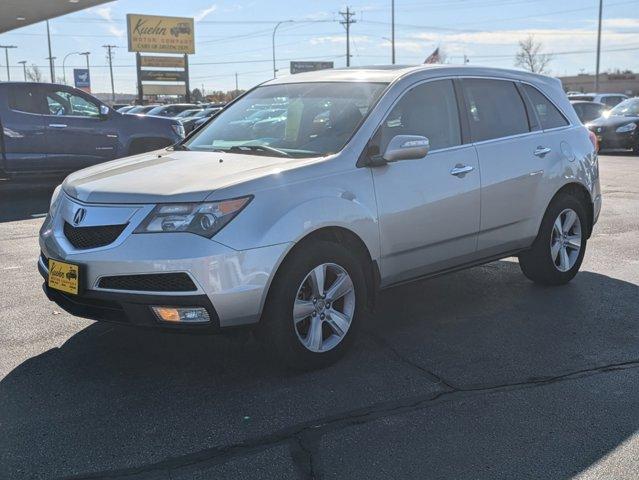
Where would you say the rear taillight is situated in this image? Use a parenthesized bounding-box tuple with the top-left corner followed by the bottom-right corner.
(588, 130, 599, 152)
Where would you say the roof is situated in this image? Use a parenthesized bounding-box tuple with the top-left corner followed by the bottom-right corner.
(264, 64, 558, 86)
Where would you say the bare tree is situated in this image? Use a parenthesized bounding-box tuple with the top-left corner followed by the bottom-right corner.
(515, 35, 553, 74)
(25, 65, 44, 82)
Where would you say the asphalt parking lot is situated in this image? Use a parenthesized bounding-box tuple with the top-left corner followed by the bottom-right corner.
(1, 153, 638, 479)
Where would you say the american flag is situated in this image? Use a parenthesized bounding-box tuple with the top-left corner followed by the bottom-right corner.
(424, 47, 441, 64)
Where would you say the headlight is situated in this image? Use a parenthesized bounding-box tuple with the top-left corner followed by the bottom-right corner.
(134, 197, 252, 238)
(171, 123, 185, 138)
(49, 185, 62, 215)
(616, 122, 637, 133)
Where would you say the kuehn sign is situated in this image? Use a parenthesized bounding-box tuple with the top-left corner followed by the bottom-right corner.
(127, 14, 195, 54)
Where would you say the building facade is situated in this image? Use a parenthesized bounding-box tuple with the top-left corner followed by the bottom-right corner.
(559, 73, 639, 96)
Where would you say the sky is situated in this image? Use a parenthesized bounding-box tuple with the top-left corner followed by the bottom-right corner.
(0, 0, 638, 94)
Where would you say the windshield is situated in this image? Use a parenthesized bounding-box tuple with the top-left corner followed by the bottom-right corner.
(184, 82, 387, 158)
(176, 108, 202, 118)
(609, 98, 639, 117)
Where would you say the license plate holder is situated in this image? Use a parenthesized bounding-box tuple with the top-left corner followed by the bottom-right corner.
(48, 259, 81, 295)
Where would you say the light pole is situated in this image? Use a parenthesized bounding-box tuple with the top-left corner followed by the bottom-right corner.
(272, 20, 294, 78)
(79, 51, 90, 73)
(595, 0, 603, 92)
(391, 0, 395, 64)
(0, 45, 17, 81)
(62, 51, 82, 85)
(18, 60, 27, 81)
(46, 20, 55, 82)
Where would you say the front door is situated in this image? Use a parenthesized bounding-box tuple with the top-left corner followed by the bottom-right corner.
(370, 79, 481, 286)
(41, 86, 118, 171)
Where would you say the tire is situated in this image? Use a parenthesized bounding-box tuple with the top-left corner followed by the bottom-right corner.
(632, 143, 639, 155)
(518, 193, 588, 286)
(259, 240, 367, 370)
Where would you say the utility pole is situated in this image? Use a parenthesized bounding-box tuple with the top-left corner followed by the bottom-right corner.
(103, 45, 116, 103)
(391, 0, 395, 64)
(18, 60, 27, 81)
(0, 45, 17, 81)
(235, 72, 239, 92)
(46, 20, 55, 82)
(595, 0, 603, 92)
(339, 7, 356, 67)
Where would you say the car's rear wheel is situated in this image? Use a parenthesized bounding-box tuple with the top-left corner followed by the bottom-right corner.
(259, 240, 366, 370)
(518, 193, 588, 285)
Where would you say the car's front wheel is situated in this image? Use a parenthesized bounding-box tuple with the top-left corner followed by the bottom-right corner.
(259, 240, 366, 370)
(518, 193, 588, 285)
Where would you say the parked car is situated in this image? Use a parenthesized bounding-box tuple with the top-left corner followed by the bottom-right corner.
(111, 103, 131, 110)
(39, 66, 600, 370)
(117, 105, 135, 113)
(0, 82, 184, 176)
(567, 93, 628, 108)
(181, 107, 223, 134)
(586, 97, 639, 154)
(125, 104, 160, 115)
(147, 104, 200, 118)
(174, 108, 204, 119)
(570, 100, 608, 124)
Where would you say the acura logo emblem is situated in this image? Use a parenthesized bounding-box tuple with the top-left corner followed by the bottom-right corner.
(73, 208, 86, 226)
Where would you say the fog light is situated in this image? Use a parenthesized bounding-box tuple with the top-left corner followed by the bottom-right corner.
(152, 306, 210, 324)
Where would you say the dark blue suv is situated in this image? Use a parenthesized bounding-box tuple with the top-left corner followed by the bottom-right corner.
(0, 83, 184, 177)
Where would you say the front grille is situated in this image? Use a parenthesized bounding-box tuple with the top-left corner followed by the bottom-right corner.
(64, 222, 127, 249)
(97, 273, 197, 292)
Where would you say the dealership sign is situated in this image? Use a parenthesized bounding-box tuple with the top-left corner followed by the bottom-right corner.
(73, 69, 91, 92)
(290, 61, 334, 74)
(140, 70, 187, 82)
(140, 55, 186, 68)
(127, 14, 195, 54)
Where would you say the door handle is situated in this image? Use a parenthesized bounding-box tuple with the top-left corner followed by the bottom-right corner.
(450, 164, 474, 177)
(533, 146, 552, 157)
(49, 124, 67, 128)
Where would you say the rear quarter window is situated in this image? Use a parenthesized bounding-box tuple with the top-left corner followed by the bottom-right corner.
(522, 84, 569, 129)
(7, 85, 42, 114)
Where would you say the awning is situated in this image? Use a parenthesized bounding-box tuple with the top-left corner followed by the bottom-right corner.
(0, 0, 113, 33)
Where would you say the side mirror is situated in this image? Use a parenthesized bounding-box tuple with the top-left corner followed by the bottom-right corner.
(99, 104, 111, 118)
(382, 135, 430, 162)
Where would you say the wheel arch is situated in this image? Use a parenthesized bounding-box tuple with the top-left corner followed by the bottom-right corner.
(547, 182, 595, 238)
(259, 226, 380, 323)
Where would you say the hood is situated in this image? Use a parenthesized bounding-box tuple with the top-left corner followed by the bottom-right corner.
(587, 115, 639, 128)
(63, 150, 302, 204)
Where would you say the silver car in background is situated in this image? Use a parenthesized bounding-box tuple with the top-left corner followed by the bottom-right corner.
(39, 65, 601, 370)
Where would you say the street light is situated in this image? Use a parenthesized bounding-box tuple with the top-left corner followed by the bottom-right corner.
(18, 60, 27, 81)
(272, 20, 294, 78)
(0, 45, 17, 81)
(62, 51, 84, 85)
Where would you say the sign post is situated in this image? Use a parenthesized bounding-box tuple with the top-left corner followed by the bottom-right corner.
(290, 61, 334, 75)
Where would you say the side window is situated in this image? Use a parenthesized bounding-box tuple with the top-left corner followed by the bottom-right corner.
(7, 85, 44, 114)
(378, 79, 461, 153)
(603, 96, 622, 108)
(44, 89, 100, 117)
(522, 84, 569, 129)
(461, 79, 529, 142)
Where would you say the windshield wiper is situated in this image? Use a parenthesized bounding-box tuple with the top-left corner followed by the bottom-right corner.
(226, 145, 291, 158)
(171, 144, 190, 151)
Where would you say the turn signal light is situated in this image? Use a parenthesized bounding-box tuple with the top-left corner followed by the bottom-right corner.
(588, 130, 599, 152)
(152, 306, 210, 324)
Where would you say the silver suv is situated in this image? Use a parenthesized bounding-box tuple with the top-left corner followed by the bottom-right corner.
(39, 65, 601, 370)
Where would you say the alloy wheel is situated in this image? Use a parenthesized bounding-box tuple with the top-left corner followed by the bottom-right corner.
(293, 263, 356, 353)
(550, 208, 582, 272)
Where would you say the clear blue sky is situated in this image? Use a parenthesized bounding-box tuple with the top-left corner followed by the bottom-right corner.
(1, 0, 638, 94)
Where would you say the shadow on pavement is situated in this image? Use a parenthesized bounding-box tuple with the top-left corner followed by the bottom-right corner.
(1, 262, 638, 479)
(0, 178, 62, 223)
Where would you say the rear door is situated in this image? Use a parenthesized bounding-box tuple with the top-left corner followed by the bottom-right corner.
(460, 78, 553, 254)
(41, 85, 118, 171)
(1, 84, 48, 173)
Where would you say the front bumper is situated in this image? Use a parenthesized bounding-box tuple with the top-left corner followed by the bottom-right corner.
(590, 127, 638, 150)
(40, 195, 291, 329)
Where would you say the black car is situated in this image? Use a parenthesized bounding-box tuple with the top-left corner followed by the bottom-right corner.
(0, 82, 184, 177)
(570, 100, 607, 124)
(586, 97, 639, 154)
(146, 104, 200, 118)
(181, 107, 223, 134)
(125, 104, 160, 115)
